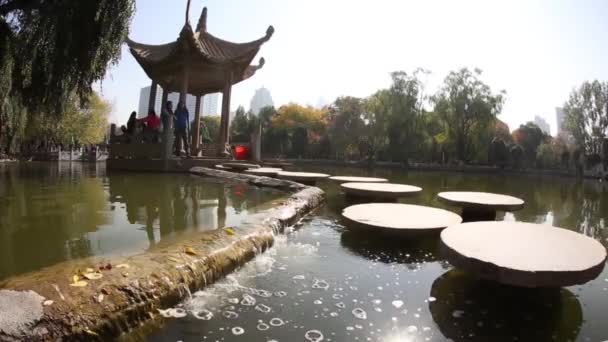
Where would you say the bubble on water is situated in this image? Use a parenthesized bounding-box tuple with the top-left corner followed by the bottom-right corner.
(226, 297, 240, 304)
(332, 294, 343, 300)
(232, 326, 245, 335)
(305, 330, 324, 342)
(330, 312, 339, 317)
(157, 309, 172, 318)
(452, 310, 465, 318)
(193, 309, 213, 320)
(374, 307, 382, 313)
(428, 296, 437, 302)
(314, 299, 323, 305)
(352, 308, 367, 320)
(270, 318, 285, 326)
(312, 279, 329, 290)
(335, 302, 346, 309)
(392, 317, 397, 322)
(355, 324, 363, 329)
(256, 289, 273, 298)
(274, 291, 287, 297)
(392, 300, 404, 309)
(346, 326, 354, 331)
(158, 308, 187, 318)
(241, 294, 256, 306)
(223, 311, 239, 319)
(407, 325, 418, 333)
(293, 275, 306, 280)
(372, 299, 382, 305)
(257, 322, 270, 331)
(422, 327, 431, 332)
(414, 313, 420, 318)
(349, 286, 358, 291)
(255, 304, 272, 313)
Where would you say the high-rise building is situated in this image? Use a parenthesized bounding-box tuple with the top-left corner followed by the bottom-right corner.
(556, 107, 566, 135)
(534, 115, 550, 135)
(138, 86, 220, 121)
(250, 87, 274, 115)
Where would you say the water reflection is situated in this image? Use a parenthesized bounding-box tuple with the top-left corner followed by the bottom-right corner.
(429, 270, 582, 342)
(0, 163, 282, 280)
(340, 231, 443, 266)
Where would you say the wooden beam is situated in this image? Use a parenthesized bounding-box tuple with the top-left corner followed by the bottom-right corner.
(191, 95, 202, 155)
(219, 74, 232, 155)
(147, 81, 158, 114)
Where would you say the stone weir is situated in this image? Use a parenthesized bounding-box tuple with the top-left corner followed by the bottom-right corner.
(0, 167, 325, 341)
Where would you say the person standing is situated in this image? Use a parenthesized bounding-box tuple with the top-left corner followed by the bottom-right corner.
(174, 100, 190, 157)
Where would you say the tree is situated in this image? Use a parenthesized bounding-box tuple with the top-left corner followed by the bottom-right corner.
(432, 68, 505, 162)
(200, 115, 220, 143)
(270, 103, 327, 158)
(0, 0, 135, 155)
(230, 106, 253, 143)
(511, 122, 548, 166)
(327, 96, 366, 158)
(385, 69, 428, 163)
(563, 80, 608, 154)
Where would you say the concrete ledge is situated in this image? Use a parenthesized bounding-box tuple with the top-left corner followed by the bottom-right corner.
(0, 168, 324, 341)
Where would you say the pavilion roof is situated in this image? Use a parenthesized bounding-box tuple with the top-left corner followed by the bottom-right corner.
(126, 7, 273, 96)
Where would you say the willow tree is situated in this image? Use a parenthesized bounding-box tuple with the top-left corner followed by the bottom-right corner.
(0, 0, 135, 153)
(432, 68, 505, 162)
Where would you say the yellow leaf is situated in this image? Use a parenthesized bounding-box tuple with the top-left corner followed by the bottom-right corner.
(115, 264, 130, 269)
(121, 272, 129, 278)
(72, 275, 79, 283)
(70, 280, 88, 287)
(84, 328, 98, 336)
(85, 268, 95, 273)
(184, 247, 198, 256)
(82, 272, 103, 280)
(225, 228, 235, 235)
(97, 294, 104, 303)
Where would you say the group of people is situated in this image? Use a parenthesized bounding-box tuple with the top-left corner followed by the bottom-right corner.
(122, 100, 191, 156)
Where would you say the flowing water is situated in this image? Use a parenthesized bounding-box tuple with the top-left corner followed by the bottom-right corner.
(2, 163, 608, 341)
(138, 166, 608, 342)
(0, 162, 283, 280)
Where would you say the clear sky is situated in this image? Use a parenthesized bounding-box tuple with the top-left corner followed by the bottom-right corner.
(99, 0, 608, 135)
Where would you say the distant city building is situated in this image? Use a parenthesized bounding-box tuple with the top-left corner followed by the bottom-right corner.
(138, 85, 220, 121)
(556, 107, 566, 135)
(315, 96, 330, 109)
(534, 115, 551, 135)
(250, 87, 274, 114)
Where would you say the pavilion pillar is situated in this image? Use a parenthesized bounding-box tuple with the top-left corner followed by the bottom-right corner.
(191, 95, 202, 156)
(160, 87, 173, 169)
(147, 81, 158, 114)
(177, 64, 190, 156)
(219, 73, 233, 156)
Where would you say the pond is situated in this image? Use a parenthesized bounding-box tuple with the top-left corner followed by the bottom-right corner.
(0, 162, 284, 281)
(133, 166, 608, 342)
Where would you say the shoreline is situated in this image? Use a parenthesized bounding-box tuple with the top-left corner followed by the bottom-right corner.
(0, 168, 324, 341)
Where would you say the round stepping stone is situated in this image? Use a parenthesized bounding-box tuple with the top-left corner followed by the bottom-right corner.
(329, 176, 388, 184)
(341, 182, 422, 200)
(276, 171, 330, 185)
(437, 191, 524, 222)
(215, 164, 230, 170)
(441, 221, 607, 287)
(221, 162, 261, 171)
(243, 168, 282, 177)
(342, 203, 462, 236)
(429, 270, 582, 342)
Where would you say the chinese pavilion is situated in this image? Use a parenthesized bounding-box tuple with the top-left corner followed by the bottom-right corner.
(126, 0, 273, 157)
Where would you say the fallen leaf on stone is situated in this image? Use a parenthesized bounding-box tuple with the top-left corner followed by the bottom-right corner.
(85, 268, 95, 273)
(70, 280, 88, 287)
(43, 300, 54, 306)
(84, 328, 98, 336)
(225, 228, 235, 235)
(82, 272, 103, 280)
(184, 247, 198, 256)
(116, 264, 130, 269)
(121, 272, 129, 277)
(72, 275, 79, 283)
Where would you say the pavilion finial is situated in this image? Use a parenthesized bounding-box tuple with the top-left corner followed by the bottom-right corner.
(197, 7, 208, 32)
(266, 26, 275, 39)
(185, 0, 192, 24)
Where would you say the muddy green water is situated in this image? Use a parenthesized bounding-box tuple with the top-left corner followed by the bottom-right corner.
(0, 162, 283, 280)
(139, 166, 608, 342)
